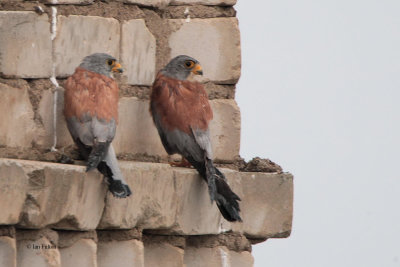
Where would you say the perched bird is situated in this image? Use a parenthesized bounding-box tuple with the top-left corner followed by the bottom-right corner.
(150, 55, 242, 222)
(64, 53, 131, 198)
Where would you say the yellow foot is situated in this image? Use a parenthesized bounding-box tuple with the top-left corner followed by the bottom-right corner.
(169, 158, 192, 168)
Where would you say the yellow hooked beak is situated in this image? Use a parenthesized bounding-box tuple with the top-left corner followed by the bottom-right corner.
(112, 62, 123, 73)
(191, 63, 203, 75)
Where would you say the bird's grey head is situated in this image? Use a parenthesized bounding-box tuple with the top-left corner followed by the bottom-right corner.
(161, 55, 203, 80)
(79, 53, 123, 78)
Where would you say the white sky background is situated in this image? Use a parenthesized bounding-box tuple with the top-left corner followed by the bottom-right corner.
(235, 1, 400, 266)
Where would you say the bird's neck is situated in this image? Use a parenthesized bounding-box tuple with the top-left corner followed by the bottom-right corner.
(160, 69, 189, 81)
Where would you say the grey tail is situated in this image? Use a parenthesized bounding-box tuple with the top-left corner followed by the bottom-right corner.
(186, 156, 242, 222)
(97, 162, 132, 198)
(76, 140, 131, 198)
(86, 141, 110, 172)
(97, 145, 132, 198)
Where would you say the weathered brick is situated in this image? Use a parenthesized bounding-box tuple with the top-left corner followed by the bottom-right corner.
(121, 19, 156, 86)
(98, 240, 144, 267)
(99, 162, 176, 229)
(184, 246, 229, 267)
(113, 97, 168, 158)
(184, 246, 252, 267)
(0, 83, 37, 148)
(0, 160, 28, 225)
(232, 172, 294, 239)
(59, 239, 97, 267)
(209, 99, 241, 161)
(0, 236, 16, 267)
(144, 243, 184, 267)
(37, 88, 73, 148)
(0, 11, 52, 78)
(171, 0, 236, 5)
(122, 0, 170, 7)
(54, 15, 120, 77)
(168, 18, 241, 84)
(17, 237, 61, 267)
(0, 158, 293, 239)
(12, 159, 107, 230)
(230, 250, 254, 267)
(171, 167, 225, 235)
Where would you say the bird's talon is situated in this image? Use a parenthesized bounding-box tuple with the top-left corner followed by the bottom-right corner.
(169, 158, 192, 168)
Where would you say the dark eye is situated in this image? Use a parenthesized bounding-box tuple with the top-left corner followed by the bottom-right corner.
(185, 61, 195, 68)
(107, 59, 114, 66)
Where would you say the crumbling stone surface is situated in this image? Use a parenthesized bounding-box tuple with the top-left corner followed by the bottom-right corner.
(186, 233, 251, 252)
(171, 0, 237, 6)
(123, 0, 170, 7)
(57, 230, 97, 248)
(0, 158, 293, 240)
(99, 162, 176, 230)
(6, 159, 107, 230)
(0, 160, 28, 224)
(0, 226, 16, 238)
(97, 229, 142, 242)
(43, 0, 94, 4)
(238, 157, 283, 173)
(142, 234, 186, 249)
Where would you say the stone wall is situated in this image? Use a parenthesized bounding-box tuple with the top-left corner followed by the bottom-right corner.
(0, 1, 293, 266)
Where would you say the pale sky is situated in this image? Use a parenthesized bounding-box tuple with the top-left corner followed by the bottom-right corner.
(235, 1, 400, 266)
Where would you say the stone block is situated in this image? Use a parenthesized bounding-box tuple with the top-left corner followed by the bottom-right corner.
(171, 0, 236, 5)
(0, 158, 293, 239)
(170, 167, 226, 235)
(17, 237, 61, 267)
(99, 162, 176, 229)
(37, 88, 73, 148)
(98, 240, 144, 267)
(0, 11, 52, 78)
(60, 239, 97, 267)
(113, 97, 168, 158)
(122, 1, 170, 10)
(209, 99, 241, 161)
(114, 97, 240, 162)
(54, 15, 120, 77)
(0, 236, 16, 267)
(0, 160, 28, 224)
(168, 18, 241, 84)
(184, 246, 252, 267)
(184, 246, 229, 267)
(144, 243, 184, 267)
(121, 19, 156, 86)
(11, 159, 107, 230)
(232, 172, 294, 239)
(229, 250, 254, 267)
(0, 83, 37, 148)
